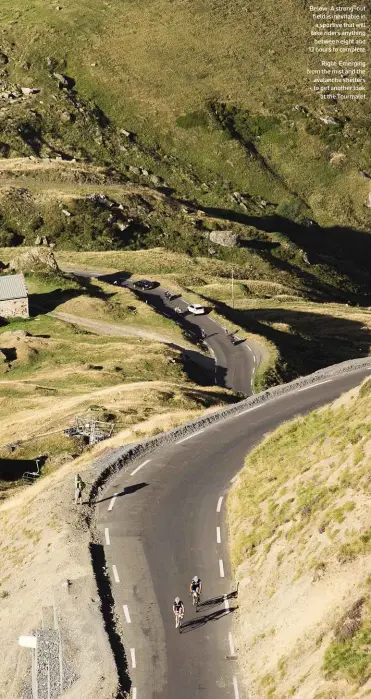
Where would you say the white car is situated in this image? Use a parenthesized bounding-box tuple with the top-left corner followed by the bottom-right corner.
(187, 304, 206, 315)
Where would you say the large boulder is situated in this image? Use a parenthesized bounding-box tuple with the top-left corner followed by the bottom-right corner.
(208, 230, 239, 248)
(8, 247, 60, 274)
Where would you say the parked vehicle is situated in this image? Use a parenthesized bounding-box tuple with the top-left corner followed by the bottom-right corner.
(164, 290, 178, 301)
(187, 304, 206, 315)
(133, 279, 156, 290)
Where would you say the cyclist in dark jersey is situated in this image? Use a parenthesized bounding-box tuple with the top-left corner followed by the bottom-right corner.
(173, 597, 185, 616)
(190, 575, 202, 596)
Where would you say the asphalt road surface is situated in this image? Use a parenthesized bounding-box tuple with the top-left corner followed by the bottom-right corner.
(64, 268, 261, 395)
(97, 364, 371, 699)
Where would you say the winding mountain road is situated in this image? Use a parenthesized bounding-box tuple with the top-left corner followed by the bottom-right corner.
(63, 267, 262, 395)
(96, 364, 371, 699)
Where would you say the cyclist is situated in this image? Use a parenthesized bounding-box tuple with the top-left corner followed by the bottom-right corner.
(190, 575, 202, 597)
(173, 597, 184, 623)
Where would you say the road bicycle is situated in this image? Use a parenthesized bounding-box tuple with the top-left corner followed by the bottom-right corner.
(174, 610, 184, 630)
(191, 589, 200, 609)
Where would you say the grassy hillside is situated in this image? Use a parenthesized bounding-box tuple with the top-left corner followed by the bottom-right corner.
(0, 0, 369, 278)
(228, 378, 371, 698)
(43, 248, 371, 390)
(0, 267, 235, 501)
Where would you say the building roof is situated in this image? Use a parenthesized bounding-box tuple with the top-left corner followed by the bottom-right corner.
(0, 274, 28, 301)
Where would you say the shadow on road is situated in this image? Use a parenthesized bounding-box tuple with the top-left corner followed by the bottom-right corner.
(198, 589, 238, 611)
(93, 482, 148, 504)
(180, 606, 237, 633)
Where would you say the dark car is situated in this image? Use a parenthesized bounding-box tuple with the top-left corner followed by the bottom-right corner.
(164, 290, 179, 301)
(133, 279, 156, 290)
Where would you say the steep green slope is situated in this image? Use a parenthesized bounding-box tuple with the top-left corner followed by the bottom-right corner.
(228, 378, 371, 698)
(0, 0, 370, 228)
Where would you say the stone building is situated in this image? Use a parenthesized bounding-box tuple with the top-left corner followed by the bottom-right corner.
(0, 274, 29, 318)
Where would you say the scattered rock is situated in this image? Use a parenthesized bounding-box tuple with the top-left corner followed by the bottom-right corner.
(62, 209, 71, 217)
(149, 174, 160, 186)
(293, 105, 308, 114)
(60, 111, 75, 123)
(301, 250, 311, 265)
(9, 248, 60, 274)
(20, 87, 41, 95)
(53, 72, 74, 90)
(319, 115, 340, 125)
(302, 218, 319, 228)
(22, 62, 30, 71)
(208, 230, 239, 248)
(359, 170, 371, 180)
(365, 192, 371, 209)
(46, 57, 56, 71)
(128, 165, 140, 175)
(34, 235, 42, 246)
(116, 221, 131, 232)
(330, 152, 346, 166)
(0, 52, 8, 65)
(0, 91, 15, 100)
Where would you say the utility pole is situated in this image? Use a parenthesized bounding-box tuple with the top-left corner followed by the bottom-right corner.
(231, 266, 234, 310)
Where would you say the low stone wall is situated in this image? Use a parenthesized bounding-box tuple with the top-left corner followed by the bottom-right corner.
(88, 356, 371, 503)
(0, 297, 29, 318)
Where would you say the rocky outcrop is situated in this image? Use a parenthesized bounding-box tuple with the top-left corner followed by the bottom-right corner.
(9, 247, 60, 274)
(208, 230, 239, 247)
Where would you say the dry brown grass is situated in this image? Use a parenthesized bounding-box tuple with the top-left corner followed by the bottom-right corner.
(228, 379, 371, 697)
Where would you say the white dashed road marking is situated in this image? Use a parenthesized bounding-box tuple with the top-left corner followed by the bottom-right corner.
(216, 526, 221, 544)
(130, 459, 151, 476)
(112, 565, 120, 583)
(123, 605, 131, 624)
(132, 689, 137, 699)
(216, 496, 224, 513)
(246, 344, 252, 352)
(104, 528, 110, 545)
(219, 559, 225, 578)
(229, 632, 235, 656)
(230, 475, 238, 483)
(233, 677, 240, 699)
(176, 430, 205, 445)
(130, 648, 136, 669)
(108, 493, 118, 511)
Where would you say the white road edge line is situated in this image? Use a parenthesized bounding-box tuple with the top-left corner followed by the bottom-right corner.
(176, 430, 205, 445)
(216, 496, 224, 512)
(230, 475, 238, 483)
(297, 379, 332, 393)
(130, 459, 151, 476)
(130, 648, 136, 669)
(123, 605, 131, 624)
(246, 345, 252, 353)
(229, 632, 235, 656)
(233, 676, 240, 699)
(104, 528, 110, 546)
(132, 689, 137, 699)
(108, 493, 118, 511)
(224, 594, 230, 611)
(216, 526, 221, 544)
(219, 559, 225, 578)
(112, 565, 120, 583)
